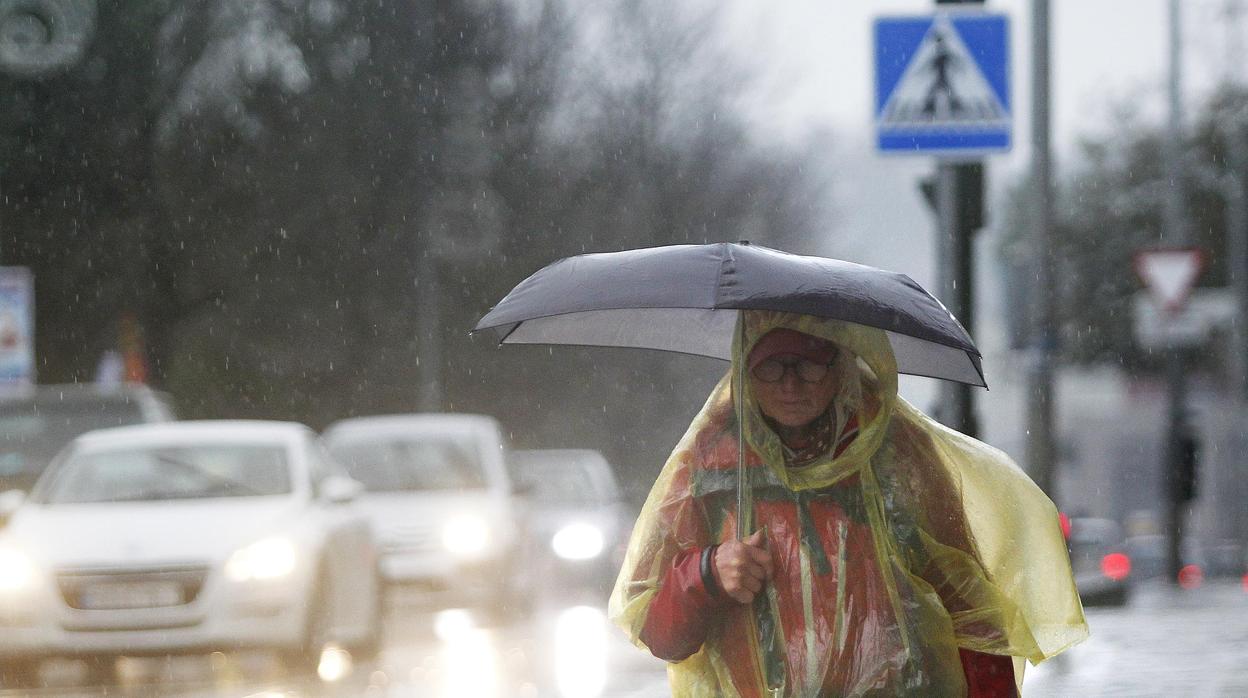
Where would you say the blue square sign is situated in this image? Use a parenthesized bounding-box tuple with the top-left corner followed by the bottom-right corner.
(874, 13, 1011, 156)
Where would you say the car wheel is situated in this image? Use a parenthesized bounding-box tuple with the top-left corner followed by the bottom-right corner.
(1104, 585, 1130, 607)
(0, 658, 41, 689)
(280, 574, 331, 675)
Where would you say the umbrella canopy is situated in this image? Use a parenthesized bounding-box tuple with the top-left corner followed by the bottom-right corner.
(475, 242, 985, 387)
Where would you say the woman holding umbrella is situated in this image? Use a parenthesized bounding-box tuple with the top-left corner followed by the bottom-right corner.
(608, 311, 1086, 697)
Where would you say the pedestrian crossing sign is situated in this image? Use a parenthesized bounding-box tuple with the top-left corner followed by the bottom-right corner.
(874, 13, 1011, 156)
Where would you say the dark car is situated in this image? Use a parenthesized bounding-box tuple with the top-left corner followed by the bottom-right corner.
(0, 384, 175, 494)
(1069, 517, 1132, 606)
(1124, 534, 1210, 588)
(512, 449, 631, 603)
(1202, 538, 1245, 579)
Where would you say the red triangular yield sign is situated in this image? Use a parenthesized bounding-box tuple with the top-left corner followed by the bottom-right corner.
(1134, 248, 1205, 313)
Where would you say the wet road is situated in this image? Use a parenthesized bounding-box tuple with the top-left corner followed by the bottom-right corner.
(3, 590, 670, 698)
(1024, 579, 1248, 697)
(9, 579, 1246, 696)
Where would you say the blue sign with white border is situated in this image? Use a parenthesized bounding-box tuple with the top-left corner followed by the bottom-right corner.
(0, 267, 34, 390)
(874, 12, 1011, 156)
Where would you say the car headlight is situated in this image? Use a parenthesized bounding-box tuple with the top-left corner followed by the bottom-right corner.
(442, 516, 490, 558)
(0, 545, 36, 593)
(225, 537, 298, 582)
(552, 523, 604, 561)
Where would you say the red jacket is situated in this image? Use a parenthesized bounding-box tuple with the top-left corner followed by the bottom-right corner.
(637, 414, 1019, 697)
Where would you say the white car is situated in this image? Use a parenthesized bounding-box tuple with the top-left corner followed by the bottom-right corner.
(323, 414, 532, 615)
(511, 449, 631, 601)
(0, 383, 176, 494)
(0, 421, 380, 686)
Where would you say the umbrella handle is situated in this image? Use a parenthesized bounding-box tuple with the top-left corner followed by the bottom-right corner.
(735, 312, 786, 695)
(736, 312, 748, 540)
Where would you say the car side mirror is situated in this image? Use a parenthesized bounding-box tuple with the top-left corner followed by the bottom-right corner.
(0, 489, 26, 528)
(320, 476, 363, 505)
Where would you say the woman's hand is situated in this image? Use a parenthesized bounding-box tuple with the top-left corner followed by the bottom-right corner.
(713, 529, 774, 604)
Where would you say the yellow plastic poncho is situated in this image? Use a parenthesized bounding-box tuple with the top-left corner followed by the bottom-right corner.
(609, 311, 1088, 697)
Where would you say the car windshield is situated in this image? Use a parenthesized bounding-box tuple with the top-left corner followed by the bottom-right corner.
(35, 443, 291, 504)
(513, 452, 610, 504)
(329, 436, 485, 492)
(0, 399, 146, 481)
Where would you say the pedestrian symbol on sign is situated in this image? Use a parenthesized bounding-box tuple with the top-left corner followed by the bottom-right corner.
(922, 33, 963, 118)
(879, 17, 1007, 126)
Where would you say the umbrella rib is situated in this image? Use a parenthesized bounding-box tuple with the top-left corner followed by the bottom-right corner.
(713, 242, 732, 310)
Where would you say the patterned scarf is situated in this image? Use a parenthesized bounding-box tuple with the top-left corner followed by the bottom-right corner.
(774, 403, 860, 468)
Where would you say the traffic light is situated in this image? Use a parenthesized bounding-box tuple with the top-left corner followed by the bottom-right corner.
(1176, 431, 1199, 503)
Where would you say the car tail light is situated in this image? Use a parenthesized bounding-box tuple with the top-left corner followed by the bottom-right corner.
(1058, 512, 1071, 540)
(1241, 572, 1248, 593)
(1100, 552, 1130, 581)
(1178, 564, 1203, 590)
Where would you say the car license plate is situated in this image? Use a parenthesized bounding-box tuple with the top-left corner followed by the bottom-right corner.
(80, 581, 182, 609)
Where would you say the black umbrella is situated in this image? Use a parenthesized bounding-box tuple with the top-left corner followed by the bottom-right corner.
(476, 241, 986, 534)
(476, 243, 984, 694)
(475, 241, 984, 387)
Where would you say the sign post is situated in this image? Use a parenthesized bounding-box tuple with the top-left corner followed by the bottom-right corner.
(875, 4, 1010, 438)
(1135, 246, 1204, 585)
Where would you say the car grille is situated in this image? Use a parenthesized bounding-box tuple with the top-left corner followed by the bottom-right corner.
(383, 523, 439, 553)
(56, 564, 210, 610)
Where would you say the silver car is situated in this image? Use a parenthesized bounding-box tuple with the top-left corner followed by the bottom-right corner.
(0, 421, 380, 687)
(323, 414, 533, 616)
(511, 449, 631, 603)
(0, 383, 175, 494)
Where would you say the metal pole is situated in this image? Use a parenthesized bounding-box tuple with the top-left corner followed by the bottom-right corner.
(736, 312, 748, 540)
(417, 252, 442, 411)
(1225, 127, 1248, 400)
(937, 162, 960, 431)
(933, 0, 985, 439)
(1165, 348, 1190, 584)
(1221, 0, 1248, 401)
(1026, 0, 1057, 497)
(936, 162, 981, 438)
(1163, 0, 1190, 585)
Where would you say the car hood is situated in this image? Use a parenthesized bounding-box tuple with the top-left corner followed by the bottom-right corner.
(359, 489, 511, 527)
(526, 504, 621, 538)
(5, 497, 304, 569)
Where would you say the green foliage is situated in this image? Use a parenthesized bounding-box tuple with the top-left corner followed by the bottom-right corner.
(1, 0, 834, 502)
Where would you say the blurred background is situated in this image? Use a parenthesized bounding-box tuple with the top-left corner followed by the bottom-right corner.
(1, 0, 1247, 696)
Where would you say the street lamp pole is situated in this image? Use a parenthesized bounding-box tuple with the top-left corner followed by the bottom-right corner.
(1219, 0, 1248, 401)
(417, 250, 442, 412)
(1027, 0, 1057, 499)
(1162, 0, 1192, 586)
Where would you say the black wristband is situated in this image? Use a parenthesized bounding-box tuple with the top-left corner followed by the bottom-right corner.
(700, 544, 722, 598)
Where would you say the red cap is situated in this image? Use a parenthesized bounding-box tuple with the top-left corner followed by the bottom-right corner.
(747, 329, 838, 370)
